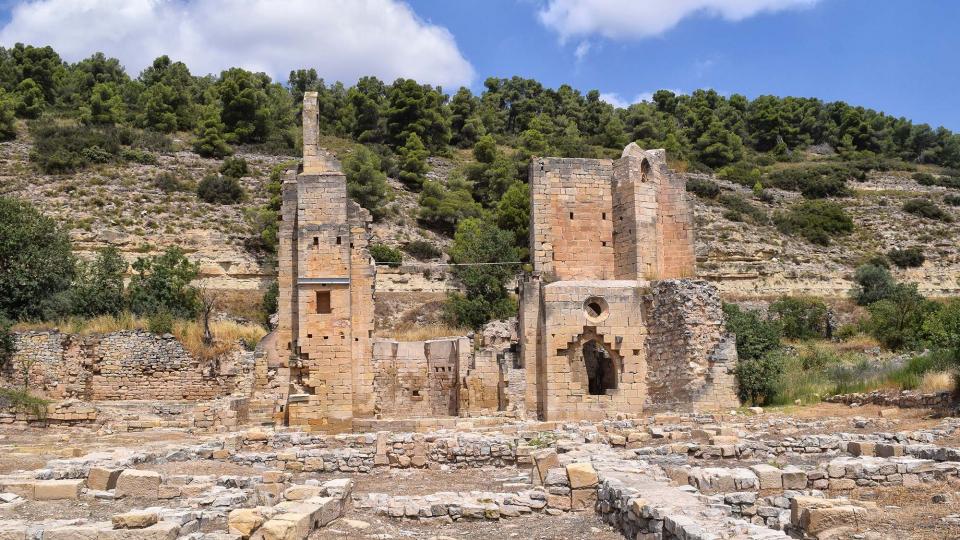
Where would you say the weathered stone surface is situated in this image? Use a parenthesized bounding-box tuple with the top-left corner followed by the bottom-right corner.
(570, 488, 597, 511)
(115, 470, 161, 499)
(566, 463, 599, 489)
(99, 522, 179, 540)
(111, 511, 159, 529)
(88, 468, 122, 491)
(33, 479, 84, 500)
(41, 524, 108, 540)
(228, 508, 267, 538)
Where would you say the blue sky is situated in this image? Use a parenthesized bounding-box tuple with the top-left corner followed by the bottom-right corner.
(411, 0, 960, 130)
(0, 0, 957, 130)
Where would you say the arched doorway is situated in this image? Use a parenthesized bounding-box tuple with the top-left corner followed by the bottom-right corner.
(582, 340, 617, 395)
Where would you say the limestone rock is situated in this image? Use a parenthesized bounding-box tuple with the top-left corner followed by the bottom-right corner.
(115, 470, 161, 499)
(112, 511, 159, 529)
(566, 462, 599, 489)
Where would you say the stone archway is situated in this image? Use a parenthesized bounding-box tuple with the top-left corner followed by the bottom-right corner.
(583, 339, 618, 395)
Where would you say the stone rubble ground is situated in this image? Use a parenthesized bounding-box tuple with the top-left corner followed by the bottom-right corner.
(0, 404, 959, 539)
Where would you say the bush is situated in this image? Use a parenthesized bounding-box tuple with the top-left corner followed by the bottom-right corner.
(944, 194, 960, 206)
(735, 351, 785, 406)
(887, 247, 925, 268)
(903, 198, 953, 222)
(344, 146, 391, 219)
(219, 157, 249, 178)
(120, 148, 157, 165)
(0, 197, 76, 320)
(923, 300, 960, 364)
(685, 177, 720, 199)
(197, 174, 244, 204)
(774, 200, 853, 246)
(723, 303, 782, 361)
(369, 244, 402, 267)
(769, 296, 829, 340)
(261, 280, 278, 326)
(0, 314, 13, 369)
(718, 193, 766, 223)
(867, 284, 934, 350)
(850, 264, 897, 306)
(152, 172, 190, 193)
(717, 162, 761, 187)
(402, 240, 442, 261)
(147, 310, 174, 334)
(0, 387, 49, 418)
(29, 122, 171, 173)
(913, 172, 936, 186)
(127, 247, 200, 318)
(765, 164, 854, 198)
(69, 247, 126, 317)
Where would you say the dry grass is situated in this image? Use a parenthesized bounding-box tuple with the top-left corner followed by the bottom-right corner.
(13, 313, 266, 361)
(174, 319, 267, 361)
(830, 333, 881, 353)
(375, 323, 470, 341)
(917, 371, 955, 393)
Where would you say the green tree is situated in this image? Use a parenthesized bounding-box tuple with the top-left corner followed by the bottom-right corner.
(127, 247, 200, 318)
(14, 78, 43, 118)
(10, 44, 64, 104)
(723, 303, 783, 361)
(769, 296, 828, 340)
(444, 218, 519, 329)
(867, 284, 934, 350)
(219, 156, 249, 178)
(70, 247, 126, 317)
(80, 82, 124, 125)
(217, 68, 270, 143)
(344, 146, 391, 219)
(850, 264, 897, 306)
(495, 181, 530, 256)
(347, 76, 386, 144)
(924, 300, 960, 362)
(0, 313, 13, 369)
(385, 78, 450, 151)
(0, 197, 76, 320)
(397, 132, 428, 189)
(0, 89, 16, 141)
(695, 120, 744, 168)
(139, 83, 179, 132)
(734, 351, 785, 406)
(418, 176, 483, 233)
(193, 107, 233, 158)
(450, 87, 480, 147)
(138, 55, 196, 130)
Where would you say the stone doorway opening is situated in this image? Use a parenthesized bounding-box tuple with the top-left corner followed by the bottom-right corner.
(583, 340, 617, 395)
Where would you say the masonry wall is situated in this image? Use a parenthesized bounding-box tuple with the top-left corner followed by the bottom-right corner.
(643, 280, 739, 411)
(8, 331, 245, 401)
(371, 338, 465, 417)
(529, 158, 615, 280)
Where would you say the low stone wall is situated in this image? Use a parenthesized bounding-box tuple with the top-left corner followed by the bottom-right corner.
(8, 331, 248, 401)
(824, 389, 954, 409)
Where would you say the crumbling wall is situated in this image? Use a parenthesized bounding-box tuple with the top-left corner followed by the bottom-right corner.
(8, 331, 247, 401)
(643, 279, 738, 411)
(371, 338, 465, 417)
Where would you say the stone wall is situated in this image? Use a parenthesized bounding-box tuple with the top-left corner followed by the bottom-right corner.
(824, 390, 954, 410)
(7, 331, 246, 401)
(643, 280, 739, 412)
(371, 338, 467, 417)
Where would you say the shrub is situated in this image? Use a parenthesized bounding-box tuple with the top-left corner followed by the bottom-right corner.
(887, 247, 925, 268)
(903, 198, 953, 222)
(723, 303, 782, 361)
(153, 172, 190, 193)
(120, 148, 157, 165)
(402, 240, 442, 261)
(913, 172, 936, 186)
(0, 314, 13, 369)
(735, 351, 785, 406)
(127, 247, 200, 318)
(867, 284, 934, 350)
(774, 200, 853, 246)
(769, 296, 829, 340)
(147, 310, 174, 334)
(765, 164, 854, 198)
(418, 176, 483, 233)
(70, 247, 126, 317)
(923, 300, 960, 364)
(219, 157, 249, 178)
(718, 193, 766, 223)
(850, 264, 897, 306)
(30, 122, 120, 173)
(261, 281, 278, 326)
(369, 244, 402, 267)
(685, 177, 720, 199)
(0, 387, 49, 418)
(944, 194, 960, 206)
(344, 146, 391, 219)
(717, 162, 761, 187)
(197, 174, 244, 204)
(0, 197, 76, 320)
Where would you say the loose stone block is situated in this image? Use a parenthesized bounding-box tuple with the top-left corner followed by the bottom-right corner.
(99, 522, 180, 540)
(88, 468, 122, 491)
(749, 464, 783, 490)
(112, 511, 159, 529)
(115, 470, 161, 499)
(33, 479, 84, 500)
(566, 463, 599, 489)
(228, 508, 268, 539)
(570, 488, 597, 511)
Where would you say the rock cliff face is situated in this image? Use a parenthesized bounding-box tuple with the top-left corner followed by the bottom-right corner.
(3, 136, 958, 305)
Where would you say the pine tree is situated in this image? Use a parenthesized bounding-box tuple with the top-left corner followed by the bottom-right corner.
(81, 82, 124, 125)
(14, 78, 44, 119)
(0, 89, 16, 141)
(397, 132, 428, 190)
(344, 146, 391, 219)
(193, 107, 233, 158)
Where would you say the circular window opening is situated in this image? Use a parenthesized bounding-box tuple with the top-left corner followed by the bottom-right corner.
(584, 296, 609, 323)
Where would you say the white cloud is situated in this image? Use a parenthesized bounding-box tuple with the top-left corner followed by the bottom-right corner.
(574, 40, 592, 62)
(538, 0, 820, 42)
(601, 89, 686, 108)
(0, 0, 475, 87)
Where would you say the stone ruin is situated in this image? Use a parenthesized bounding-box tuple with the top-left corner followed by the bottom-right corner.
(261, 91, 738, 429)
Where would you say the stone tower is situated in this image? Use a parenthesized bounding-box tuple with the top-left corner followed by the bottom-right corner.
(274, 92, 376, 430)
(519, 144, 738, 421)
